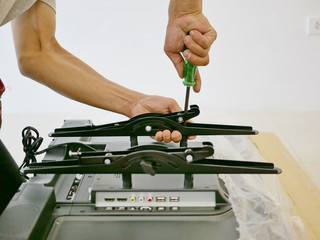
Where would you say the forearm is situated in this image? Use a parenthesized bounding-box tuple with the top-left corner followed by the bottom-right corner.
(17, 46, 143, 117)
(168, 0, 202, 18)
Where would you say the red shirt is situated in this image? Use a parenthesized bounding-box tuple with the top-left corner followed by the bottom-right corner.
(0, 78, 5, 128)
(0, 79, 4, 98)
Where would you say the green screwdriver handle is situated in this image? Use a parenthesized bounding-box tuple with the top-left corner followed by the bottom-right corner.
(183, 59, 197, 87)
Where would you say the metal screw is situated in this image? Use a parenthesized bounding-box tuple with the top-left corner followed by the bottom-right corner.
(178, 117, 184, 123)
(68, 150, 75, 157)
(69, 150, 79, 157)
(145, 125, 152, 132)
(186, 154, 193, 162)
(104, 159, 111, 164)
(69, 148, 81, 157)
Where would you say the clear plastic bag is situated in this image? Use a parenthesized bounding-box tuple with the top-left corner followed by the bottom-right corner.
(198, 135, 306, 240)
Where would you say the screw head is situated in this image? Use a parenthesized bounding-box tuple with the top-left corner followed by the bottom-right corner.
(145, 125, 152, 132)
(186, 154, 193, 162)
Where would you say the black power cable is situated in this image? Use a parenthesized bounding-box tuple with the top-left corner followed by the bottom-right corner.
(19, 126, 43, 178)
(19, 126, 99, 178)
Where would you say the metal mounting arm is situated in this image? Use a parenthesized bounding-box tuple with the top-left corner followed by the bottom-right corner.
(49, 105, 258, 139)
(23, 144, 281, 175)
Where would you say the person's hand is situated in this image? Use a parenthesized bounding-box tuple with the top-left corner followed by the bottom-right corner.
(129, 95, 185, 143)
(164, 12, 217, 92)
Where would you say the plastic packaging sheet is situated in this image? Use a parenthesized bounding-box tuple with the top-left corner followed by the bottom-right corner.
(197, 135, 306, 240)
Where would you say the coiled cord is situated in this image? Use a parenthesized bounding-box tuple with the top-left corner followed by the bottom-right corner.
(19, 126, 43, 178)
(19, 126, 99, 178)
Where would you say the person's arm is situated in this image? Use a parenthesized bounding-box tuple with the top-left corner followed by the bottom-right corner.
(164, 0, 217, 92)
(11, 2, 141, 117)
(11, 1, 182, 142)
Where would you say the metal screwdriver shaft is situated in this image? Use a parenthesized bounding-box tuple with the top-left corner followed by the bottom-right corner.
(184, 87, 191, 114)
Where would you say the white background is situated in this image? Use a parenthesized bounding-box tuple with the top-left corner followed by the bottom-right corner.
(0, 0, 319, 116)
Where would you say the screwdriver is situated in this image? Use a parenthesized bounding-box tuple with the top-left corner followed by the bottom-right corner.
(183, 59, 197, 114)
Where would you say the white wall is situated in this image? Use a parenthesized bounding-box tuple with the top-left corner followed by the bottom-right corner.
(0, 0, 319, 116)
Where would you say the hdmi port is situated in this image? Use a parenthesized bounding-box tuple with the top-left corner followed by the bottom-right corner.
(117, 198, 128, 202)
(104, 198, 115, 202)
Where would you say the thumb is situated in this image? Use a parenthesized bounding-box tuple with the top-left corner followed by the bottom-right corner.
(168, 98, 183, 113)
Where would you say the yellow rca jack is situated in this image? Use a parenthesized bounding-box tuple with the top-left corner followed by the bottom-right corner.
(129, 196, 136, 203)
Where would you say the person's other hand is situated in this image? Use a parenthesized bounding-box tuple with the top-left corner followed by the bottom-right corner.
(129, 95, 194, 143)
(164, 12, 217, 93)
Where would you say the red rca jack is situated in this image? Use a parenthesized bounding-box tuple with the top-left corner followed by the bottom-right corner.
(147, 196, 153, 202)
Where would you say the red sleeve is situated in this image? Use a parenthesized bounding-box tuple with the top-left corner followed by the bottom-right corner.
(0, 79, 5, 98)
